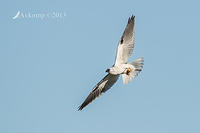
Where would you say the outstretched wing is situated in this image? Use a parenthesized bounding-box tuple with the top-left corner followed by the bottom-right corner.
(114, 15, 135, 65)
(78, 74, 119, 110)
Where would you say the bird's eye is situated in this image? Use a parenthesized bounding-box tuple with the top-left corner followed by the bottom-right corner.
(106, 69, 110, 72)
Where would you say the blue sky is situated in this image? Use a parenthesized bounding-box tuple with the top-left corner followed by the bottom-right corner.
(1, 0, 200, 133)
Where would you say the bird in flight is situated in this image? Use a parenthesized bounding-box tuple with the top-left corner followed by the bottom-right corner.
(78, 15, 143, 110)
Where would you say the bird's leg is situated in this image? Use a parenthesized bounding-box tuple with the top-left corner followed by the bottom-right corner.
(126, 68, 132, 76)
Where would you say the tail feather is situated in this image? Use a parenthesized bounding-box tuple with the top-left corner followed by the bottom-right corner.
(122, 57, 144, 84)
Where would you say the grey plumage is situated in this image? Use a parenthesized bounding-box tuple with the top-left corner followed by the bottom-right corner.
(78, 74, 119, 110)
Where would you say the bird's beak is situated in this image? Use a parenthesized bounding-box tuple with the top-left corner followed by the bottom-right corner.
(106, 69, 109, 73)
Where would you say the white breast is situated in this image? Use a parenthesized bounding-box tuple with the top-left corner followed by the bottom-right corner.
(109, 64, 133, 75)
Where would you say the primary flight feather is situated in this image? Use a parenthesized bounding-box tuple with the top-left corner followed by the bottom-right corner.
(78, 15, 143, 110)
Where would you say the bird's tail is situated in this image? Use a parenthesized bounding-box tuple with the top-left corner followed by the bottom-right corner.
(122, 57, 144, 84)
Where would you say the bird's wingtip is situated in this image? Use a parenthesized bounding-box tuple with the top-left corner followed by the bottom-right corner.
(128, 15, 135, 23)
(78, 106, 83, 111)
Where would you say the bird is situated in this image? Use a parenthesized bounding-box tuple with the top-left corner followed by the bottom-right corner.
(78, 15, 144, 110)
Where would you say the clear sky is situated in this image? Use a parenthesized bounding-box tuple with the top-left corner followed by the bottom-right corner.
(1, 0, 200, 133)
